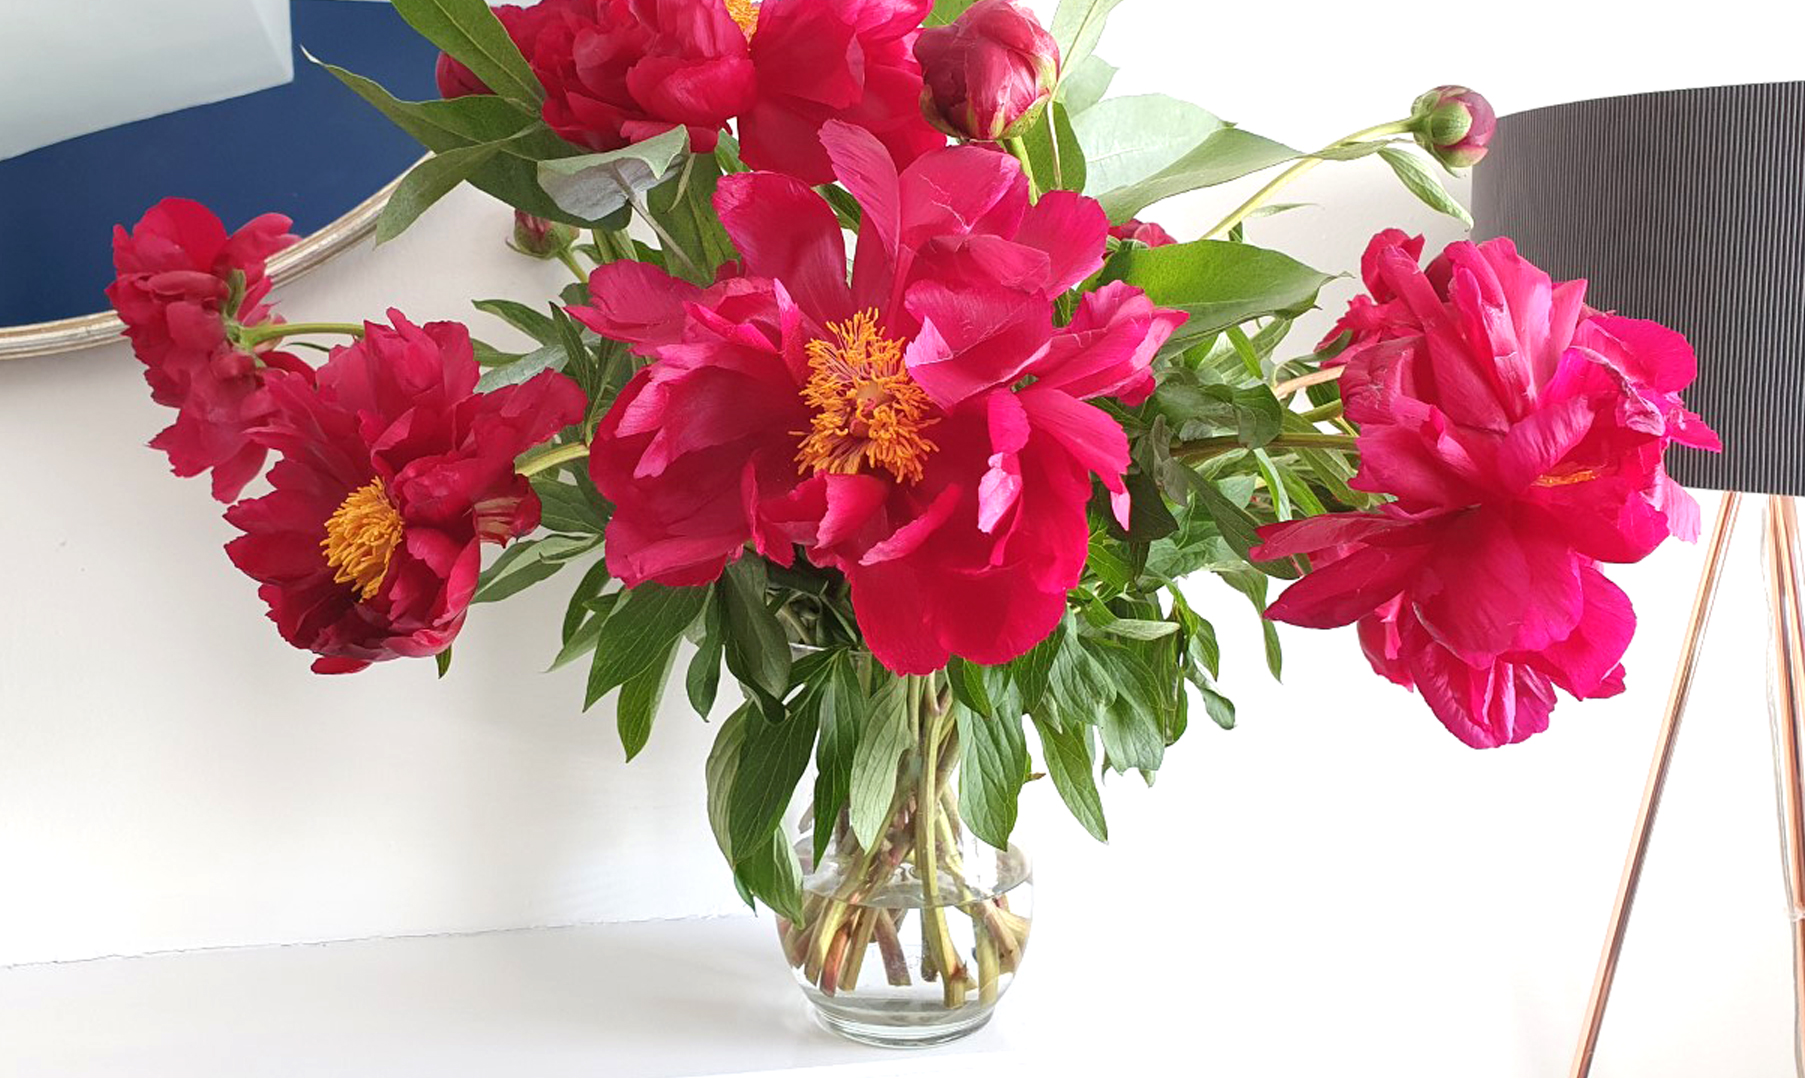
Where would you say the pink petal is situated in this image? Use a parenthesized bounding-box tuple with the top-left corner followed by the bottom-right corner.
(1016, 386, 1130, 493)
(714, 172, 851, 325)
(1011, 190, 1109, 298)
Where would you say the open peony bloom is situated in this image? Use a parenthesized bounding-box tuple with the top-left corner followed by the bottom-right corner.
(571, 121, 1184, 673)
(737, 0, 947, 183)
(225, 312, 585, 674)
(1254, 233, 1718, 747)
(108, 197, 309, 503)
(526, 0, 757, 153)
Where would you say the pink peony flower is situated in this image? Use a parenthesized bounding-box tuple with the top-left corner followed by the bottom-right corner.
(571, 121, 1184, 672)
(108, 197, 308, 502)
(914, 0, 1059, 143)
(226, 312, 585, 674)
(1109, 218, 1178, 248)
(434, 1, 575, 98)
(526, 0, 757, 153)
(1254, 233, 1717, 746)
(738, 0, 947, 183)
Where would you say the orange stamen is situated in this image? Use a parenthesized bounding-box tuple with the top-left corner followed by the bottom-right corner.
(321, 477, 404, 601)
(795, 310, 938, 484)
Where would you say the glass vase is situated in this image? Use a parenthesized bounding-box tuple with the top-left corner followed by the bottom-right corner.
(772, 672, 1033, 1048)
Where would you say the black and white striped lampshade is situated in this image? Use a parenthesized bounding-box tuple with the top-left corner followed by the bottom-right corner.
(1472, 81, 1806, 497)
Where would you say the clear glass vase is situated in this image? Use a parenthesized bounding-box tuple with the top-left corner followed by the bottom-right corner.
(772, 673, 1034, 1048)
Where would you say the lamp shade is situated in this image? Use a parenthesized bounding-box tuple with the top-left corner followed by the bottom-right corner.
(1472, 80, 1806, 496)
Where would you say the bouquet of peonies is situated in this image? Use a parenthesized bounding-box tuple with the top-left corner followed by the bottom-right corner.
(107, 0, 1717, 1038)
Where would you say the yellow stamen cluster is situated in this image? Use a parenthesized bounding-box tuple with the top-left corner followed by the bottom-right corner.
(1532, 465, 1605, 488)
(321, 477, 405, 601)
(724, 0, 759, 37)
(795, 310, 938, 485)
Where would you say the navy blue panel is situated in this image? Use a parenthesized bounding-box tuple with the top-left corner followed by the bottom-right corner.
(0, 0, 440, 326)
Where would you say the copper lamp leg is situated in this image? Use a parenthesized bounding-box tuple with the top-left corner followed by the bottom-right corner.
(1571, 491, 1743, 1078)
(1767, 496, 1806, 1077)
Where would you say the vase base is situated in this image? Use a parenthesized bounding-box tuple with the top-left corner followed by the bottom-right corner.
(807, 998, 996, 1048)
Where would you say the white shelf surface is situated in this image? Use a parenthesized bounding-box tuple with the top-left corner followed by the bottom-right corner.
(0, 916, 1062, 1078)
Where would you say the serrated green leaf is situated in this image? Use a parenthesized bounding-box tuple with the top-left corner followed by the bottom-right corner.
(584, 582, 709, 710)
(617, 638, 678, 761)
(847, 676, 911, 849)
(1378, 146, 1474, 227)
(1033, 715, 1107, 841)
(536, 127, 689, 221)
(391, 0, 542, 106)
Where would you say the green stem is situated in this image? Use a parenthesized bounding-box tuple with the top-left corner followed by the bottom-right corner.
(238, 321, 365, 347)
(914, 675, 967, 1007)
(556, 248, 588, 285)
(1174, 432, 1356, 462)
(1003, 137, 1040, 203)
(516, 441, 590, 477)
(1203, 118, 1417, 239)
(1297, 400, 1344, 424)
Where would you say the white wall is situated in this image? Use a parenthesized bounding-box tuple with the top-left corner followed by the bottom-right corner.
(1, 2, 1802, 1073)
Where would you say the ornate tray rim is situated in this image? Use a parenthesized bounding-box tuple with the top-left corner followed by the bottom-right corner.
(0, 166, 410, 362)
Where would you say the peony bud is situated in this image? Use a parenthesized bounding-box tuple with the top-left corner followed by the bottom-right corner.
(913, 0, 1060, 143)
(511, 211, 578, 259)
(1410, 85, 1496, 170)
(1109, 219, 1178, 248)
(435, 53, 490, 99)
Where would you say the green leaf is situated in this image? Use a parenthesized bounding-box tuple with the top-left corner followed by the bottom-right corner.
(811, 653, 863, 865)
(719, 559, 791, 703)
(474, 341, 564, 393)
(1045, 623, 1109, 729)
(1180, 469, 1300, 579)
(1007, 621, 1064, 715)
(727, 690, 821, 857)
(1022, 101, 1086, 194)
(644, 150, 739, 284)
(1220, 566, 1284, 680)
(686, 594, 726, 717)
(531, 474, 609, 536)
(1071, 94, 1219, 198)
(537, 127, 689, 222)
(473, 298, 558, 342)
(1058, 54, 1116, 115)
(472, 533, 600, 604)
(1377, 146, 1474, 227)
(561, 557, 612, 643)
(584, 582, 710, 710)
(946, 657, 996, 719)
(706, 704, 752, 861)
(435, 648, 453, 679)
(1093, 114, 1301, 224)
(309, 55, 538, 150)
(616, 639, 678, 762)
(1050, 0, 1125, 90)
(956, 707, 1031, 850)
(1199, 682, 1237, 730)
(924, 0, 980, 26)
(1032, 715, 1107, 841)
(847, 676, 911, 849)
(1099, 688, 1165, 774)
(1103, 240, 1333, 348)
(733, 827, 805, 924)
(390, 0, 542, 106)
(375, 141, 504, 244)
